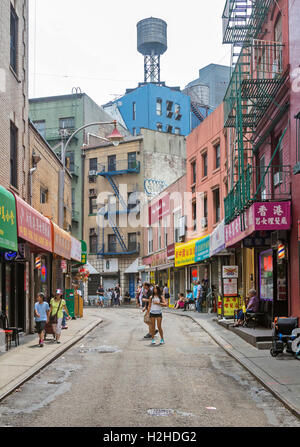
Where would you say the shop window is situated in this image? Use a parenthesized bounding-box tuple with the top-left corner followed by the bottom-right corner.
(10, 4, 18, 73)
(10, 122, 18, 188)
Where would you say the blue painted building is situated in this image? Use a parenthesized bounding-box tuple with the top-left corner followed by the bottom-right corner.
(103, 82, 191, 137)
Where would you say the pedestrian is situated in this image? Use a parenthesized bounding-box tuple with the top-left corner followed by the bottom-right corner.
(96, 283, 105, 308)
(146, 286, 167, 345)
(49, 289, 71, 344)
(163, 283, 170, 307)
(141, 282, 157, 339)
(113, 287, 120, 307)
(62, 309, 69, 329)
(34, 292, 50, 347)
(184, 289, 194, 311)
(136, 285, 141, 307)
(196, 280, 203, 312)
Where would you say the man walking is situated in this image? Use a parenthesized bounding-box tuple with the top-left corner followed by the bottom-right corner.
(196, 280, 203, 313)
(34, 292, 50, 347)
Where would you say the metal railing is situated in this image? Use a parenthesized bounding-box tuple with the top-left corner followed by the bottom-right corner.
(224, 164, 291, 223)
(98, 159, 140, 174)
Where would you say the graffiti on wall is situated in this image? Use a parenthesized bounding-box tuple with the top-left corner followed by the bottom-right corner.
(144, 179, 167, 197)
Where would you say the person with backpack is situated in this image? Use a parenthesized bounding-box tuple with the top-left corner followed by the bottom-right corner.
(146, 286, 168, 345)
(34, 292, 50, 347)
(49, 289, 71, 344)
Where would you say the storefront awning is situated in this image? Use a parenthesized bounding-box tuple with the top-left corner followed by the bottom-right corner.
(14, 194, 52, 252)
(0, 186, 17, 251)
(156, 262, 174, 271)
(51, 222, 71, 259)
(125, 258, 139, 274)
(84, 262, 99, 274)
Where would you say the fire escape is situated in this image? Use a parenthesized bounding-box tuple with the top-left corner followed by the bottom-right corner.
(96, 158, 141, 256)
(222, 0, 290, 224)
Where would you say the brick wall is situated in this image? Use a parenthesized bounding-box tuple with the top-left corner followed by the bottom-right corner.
(0, 0, 29, 199)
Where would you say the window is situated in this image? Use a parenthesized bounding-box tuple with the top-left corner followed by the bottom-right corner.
(175, 104, 180, 114)
(66, 151, 75, 171)
(108, 234, 117, 252)
(166, 125, 173, 133)
(128, 233, 137, 251)
(132, 102, 136, 120)
(89, 234, 98, 254)
(128, 152, 137, 169)
(192, 201, 197, 231)
(166, 100, 173, 111)
(71, 188, 75, 210)
(33, 120, 46, 138)
(164, 220, 168, 248)
(108, 155, 116, 171)
(89, 158, 98, 171)
(156, 122, 162, 132)
(127, 192, 138, 210)
(40, 187, 48, 204)
(174, 211, 181, 243)
(202, 194, 208, 228)
(175, 127, 180, 135)
(10, 5, 18, 73)
(156, 98, 162, 116)
(10, 122, 18, 188)
(89, 197, 97, 214)
(213, 188, 220, 223)
(202, 152, 208, 177)
(191, 161, 196, 184)
(215, 143, 221, 169)
(59, 117, 75, 130)
(148, 227, 153, 253)
(158, 220, 162, 250)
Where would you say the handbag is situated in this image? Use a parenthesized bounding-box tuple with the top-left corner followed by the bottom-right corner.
(50, 299, 62, 324)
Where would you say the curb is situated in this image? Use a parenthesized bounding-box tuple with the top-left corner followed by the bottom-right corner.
(168, 310, 300, 419)
(0, 317, 103, 403)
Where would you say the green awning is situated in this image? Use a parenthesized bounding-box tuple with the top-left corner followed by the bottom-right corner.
(0, 186, 18, 251)
(80, 240, 87, 265)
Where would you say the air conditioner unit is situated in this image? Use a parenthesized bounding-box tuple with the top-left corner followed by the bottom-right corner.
(89, 170, 97, 176)
(274, 171, 283, 186)
(201, 217, 208, 229)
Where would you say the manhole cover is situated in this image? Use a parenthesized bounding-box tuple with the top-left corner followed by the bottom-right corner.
(79, 345, 120, 354)
(147, 409, 174, 417)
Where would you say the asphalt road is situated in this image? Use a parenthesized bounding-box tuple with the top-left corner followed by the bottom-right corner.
(0, 307, 299, 427)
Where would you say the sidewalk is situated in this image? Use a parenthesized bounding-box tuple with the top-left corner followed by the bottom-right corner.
(167, 309, 300, 418)
(0, 308, 103, 402)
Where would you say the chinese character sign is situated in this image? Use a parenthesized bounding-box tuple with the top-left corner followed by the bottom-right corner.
(0, 187, 17, 251)
(253, 202, 291, 230)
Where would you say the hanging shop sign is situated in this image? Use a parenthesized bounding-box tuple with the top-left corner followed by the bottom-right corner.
(71, 236, 82, 263)
(14, 194, 52, 252)
(148, 194, 170, 225)
(51, 222, 71, 259)
(195, 235, 210, 262)
(175, 239, 196, 267)
(0, 186, 17, 252)
(167, 243, 175, 258)
(225, 201, 291, 247)
(81, 240, 87, 265)
(210, 220, 225, 257)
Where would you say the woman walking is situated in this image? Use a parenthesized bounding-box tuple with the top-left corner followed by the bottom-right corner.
(147, 286, 167, 346)
(34, 292, 50, 347)
(50, 289, 71, 344)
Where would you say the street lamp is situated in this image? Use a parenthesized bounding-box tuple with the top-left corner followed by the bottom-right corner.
(58, 120, 124, 229)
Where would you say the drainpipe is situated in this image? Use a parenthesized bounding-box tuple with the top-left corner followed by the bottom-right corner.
(29, 167, 37, 206)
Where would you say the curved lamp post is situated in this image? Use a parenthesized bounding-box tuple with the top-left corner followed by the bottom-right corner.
(58, 120, 124, 229)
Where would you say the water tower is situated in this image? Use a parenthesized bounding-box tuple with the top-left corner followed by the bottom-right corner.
(137, 17, 167, 83)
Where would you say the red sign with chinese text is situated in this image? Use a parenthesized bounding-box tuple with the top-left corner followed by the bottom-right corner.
(149, 194, 170, 225)
(14, 195, 52, 252)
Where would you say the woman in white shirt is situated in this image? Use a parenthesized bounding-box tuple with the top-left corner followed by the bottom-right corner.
(146, 286, 167, 345)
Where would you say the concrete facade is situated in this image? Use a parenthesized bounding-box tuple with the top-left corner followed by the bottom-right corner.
(103, 83, 191, 137)
(0, 0, 29, 199)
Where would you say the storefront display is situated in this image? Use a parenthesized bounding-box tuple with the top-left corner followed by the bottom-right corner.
(259, 249, 273, 301)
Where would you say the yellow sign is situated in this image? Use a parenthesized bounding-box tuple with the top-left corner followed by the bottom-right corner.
(223, 296, 239, 317)
(175, 239, 197, 267)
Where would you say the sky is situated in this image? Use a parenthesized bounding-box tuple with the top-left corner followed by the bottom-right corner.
(29, 0, 231, 107)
